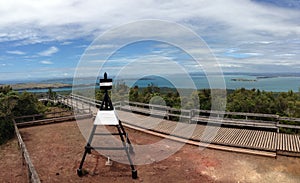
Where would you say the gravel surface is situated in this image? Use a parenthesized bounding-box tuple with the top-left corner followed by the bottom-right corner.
(0, 138, 27, 183)
(14, 119, 300, 183)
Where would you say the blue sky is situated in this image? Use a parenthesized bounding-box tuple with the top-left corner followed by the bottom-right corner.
(0, 0, 299, 81)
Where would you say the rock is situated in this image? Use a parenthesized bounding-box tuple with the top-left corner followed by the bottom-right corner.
(150, 158, 156, 163)
(175, 157, 181, 161)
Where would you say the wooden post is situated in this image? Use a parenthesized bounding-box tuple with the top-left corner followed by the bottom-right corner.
(13, 120, 41, 183)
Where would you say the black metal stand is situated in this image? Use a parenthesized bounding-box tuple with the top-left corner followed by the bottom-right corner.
(77, 73, 137, 179)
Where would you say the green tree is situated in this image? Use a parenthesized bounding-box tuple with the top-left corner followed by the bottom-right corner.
(0, 117, 14, 145)
(129, 86, 139, 102)
(198, 89, 211, 110)
(47, 87, 57, 99)
(0, 85, 13, 95)
(0, 91, 19, 117)
(13, 92, 46, 117)
(112, 82, 129, 102)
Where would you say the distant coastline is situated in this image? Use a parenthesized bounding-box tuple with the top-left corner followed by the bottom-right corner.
(256, 76, 278, 79)
(0, 82, 93, 91)
(231, 78, 257, 82)
(1, 72, 299, 92)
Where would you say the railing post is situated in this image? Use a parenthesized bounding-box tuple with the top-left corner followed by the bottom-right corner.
(166, 106, 170, 120)
(276, 116, 280, 133)
(189, 109, 194, 124)
(76, 98, 78, 110)
(120, 101, 124, 111)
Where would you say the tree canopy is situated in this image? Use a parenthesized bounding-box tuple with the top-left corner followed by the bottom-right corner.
(98, 83, 300, 118)
(0, 86, 46, 145)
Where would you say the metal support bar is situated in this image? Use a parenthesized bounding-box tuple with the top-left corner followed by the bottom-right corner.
(94, 132, 126, 136)
(119, 122, 134, 154)
(93, 147, 127, 150)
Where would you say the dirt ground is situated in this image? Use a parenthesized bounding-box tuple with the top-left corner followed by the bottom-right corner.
(5, 119, 300, 183)
(0, 138, 27, 183)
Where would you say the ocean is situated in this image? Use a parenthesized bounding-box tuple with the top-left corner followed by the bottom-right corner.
(126, 74, 300, 92)
(3, 73, 299, 93)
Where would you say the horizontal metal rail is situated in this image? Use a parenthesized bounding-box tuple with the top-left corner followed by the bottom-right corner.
(62, 94, 300, 131)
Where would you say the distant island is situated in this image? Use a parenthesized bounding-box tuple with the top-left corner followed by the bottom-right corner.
(0, 82, 94, 91)
(6, 83, 72, 90)
(256, 76, 278, 79)
(231, 78, 257, 82)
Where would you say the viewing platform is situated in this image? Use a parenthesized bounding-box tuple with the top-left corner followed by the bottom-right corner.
(51, 94, 300, 157)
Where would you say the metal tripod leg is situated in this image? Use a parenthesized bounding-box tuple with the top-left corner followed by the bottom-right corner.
(119, 121, 134, 154)
(77, 125, 97, 176)
(116, 125, 137, 179)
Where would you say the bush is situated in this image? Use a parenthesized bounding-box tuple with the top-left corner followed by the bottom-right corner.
(0, 87, 47, 145)
(13, 92, 47, 117)
(0, 118, 14, 145)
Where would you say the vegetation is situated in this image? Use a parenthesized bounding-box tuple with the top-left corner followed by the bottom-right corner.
(97, 83, 300, 118)
(46, 87, 57, 100)
(101, 83, 300, 134)
(1, 81, 298, 144)
(9, 82, 71, 90)
(227, 88, 300, 118)
(0, 85, 47, 145)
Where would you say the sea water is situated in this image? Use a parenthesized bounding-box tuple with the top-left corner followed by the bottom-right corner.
(123, 74, 300, 92)
(3, 74, 300, 93)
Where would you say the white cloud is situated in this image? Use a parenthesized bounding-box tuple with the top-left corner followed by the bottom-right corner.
(88, 44, 117, 50)
(39, 60, 53, 64)
(218, 63, 242, 68)
(88, 59, 107, 63)
(275, 53, 296, 57)
(0, 0, 299, 75)
(0, 0, 299, 44)
(38, 46, 59, 56)
(61, 41, 72, 45)
(6, 50, 26, 55)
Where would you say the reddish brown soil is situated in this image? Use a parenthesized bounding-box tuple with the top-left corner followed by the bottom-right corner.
(0, 138, 27, 183)
(8, 119, 300, 182)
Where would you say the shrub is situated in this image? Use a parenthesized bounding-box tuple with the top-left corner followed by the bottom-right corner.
(0, 118, 14, 145)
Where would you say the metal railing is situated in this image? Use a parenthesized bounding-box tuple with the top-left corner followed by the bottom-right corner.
(54, 93, 300, 132)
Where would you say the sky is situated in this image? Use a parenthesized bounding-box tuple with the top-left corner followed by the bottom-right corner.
(0, 0, 299, 81)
